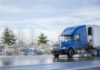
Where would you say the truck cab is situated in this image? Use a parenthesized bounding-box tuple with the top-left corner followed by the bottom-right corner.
(52, 25, 88, 58)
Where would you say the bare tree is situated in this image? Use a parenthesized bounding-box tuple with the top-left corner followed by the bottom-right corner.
(29, 27, 35, 47)
(16, 29, 25, 45)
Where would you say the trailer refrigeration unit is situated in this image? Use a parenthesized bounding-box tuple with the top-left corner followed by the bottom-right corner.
(51, 25, 100, 58)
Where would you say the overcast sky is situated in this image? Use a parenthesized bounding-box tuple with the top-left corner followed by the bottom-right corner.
(0, 0, 100, 42)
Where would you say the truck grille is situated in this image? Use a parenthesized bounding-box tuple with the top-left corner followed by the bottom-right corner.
(53, 44, 60, 48)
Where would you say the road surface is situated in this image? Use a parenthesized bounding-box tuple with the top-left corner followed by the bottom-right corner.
(0, 55, 100, 70)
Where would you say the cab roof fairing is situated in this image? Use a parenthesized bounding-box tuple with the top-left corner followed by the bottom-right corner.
(60, 25, 86, 36)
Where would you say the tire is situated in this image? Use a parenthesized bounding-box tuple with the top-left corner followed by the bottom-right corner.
(54, 54, 59, 59)
(67, 48, 74, 58)
(97, 49, 100, 56)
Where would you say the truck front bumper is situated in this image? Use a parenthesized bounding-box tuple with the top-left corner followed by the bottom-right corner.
(51, 48, 68, 55)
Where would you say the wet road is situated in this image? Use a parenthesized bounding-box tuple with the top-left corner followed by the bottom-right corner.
(0, 55, 100, 70)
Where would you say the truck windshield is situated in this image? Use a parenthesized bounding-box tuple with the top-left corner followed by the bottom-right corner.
(60, 35, 73, 41)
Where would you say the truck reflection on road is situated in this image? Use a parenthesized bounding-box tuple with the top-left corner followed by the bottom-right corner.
(53, 55, 100, 62)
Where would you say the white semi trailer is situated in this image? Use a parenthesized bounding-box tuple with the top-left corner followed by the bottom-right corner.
(52, 25, 100, 58)
(87, 25, 100, 48)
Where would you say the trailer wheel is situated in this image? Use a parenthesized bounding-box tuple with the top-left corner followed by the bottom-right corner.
(67, 48, 74, 58)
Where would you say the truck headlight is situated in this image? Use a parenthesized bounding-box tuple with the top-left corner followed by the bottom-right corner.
(62, 47, 66, 49)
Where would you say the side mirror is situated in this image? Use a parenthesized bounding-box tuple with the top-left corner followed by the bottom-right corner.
(74, 35, 79, 40)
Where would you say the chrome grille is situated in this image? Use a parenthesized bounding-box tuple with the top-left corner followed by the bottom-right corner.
(53, 44, 60, 48)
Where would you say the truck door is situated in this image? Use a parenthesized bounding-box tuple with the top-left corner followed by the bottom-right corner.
(79, 28, 87, 48)
(74, 27, 87, 48)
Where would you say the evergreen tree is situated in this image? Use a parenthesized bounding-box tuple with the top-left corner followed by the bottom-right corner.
(38, 33, 48, 44)
(1, 28, 16, 45)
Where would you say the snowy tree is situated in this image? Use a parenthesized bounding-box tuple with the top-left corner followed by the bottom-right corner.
(1, 28, 16, 45)
(38, 33, 48, 45)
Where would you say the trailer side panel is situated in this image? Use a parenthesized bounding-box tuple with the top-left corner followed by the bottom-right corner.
(93, 25, 100, 48)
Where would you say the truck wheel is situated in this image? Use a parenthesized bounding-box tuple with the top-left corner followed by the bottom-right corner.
(67, 48, 74, 58)
(97, 50, 100, 56)
(54, 54, 59, 59)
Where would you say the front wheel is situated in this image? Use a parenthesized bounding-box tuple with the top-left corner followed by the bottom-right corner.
(67, 48, 74, 58)
(53, 54, 59, 61)
(54, 54, 59, 58)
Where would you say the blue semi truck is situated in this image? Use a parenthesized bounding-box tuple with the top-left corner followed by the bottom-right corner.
(52, 25, 100, 58)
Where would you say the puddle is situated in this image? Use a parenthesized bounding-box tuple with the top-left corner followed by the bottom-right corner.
(0, 55, 53, 66)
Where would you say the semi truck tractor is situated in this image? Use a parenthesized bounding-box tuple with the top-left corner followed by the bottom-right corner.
(51, 25, 100, 58)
